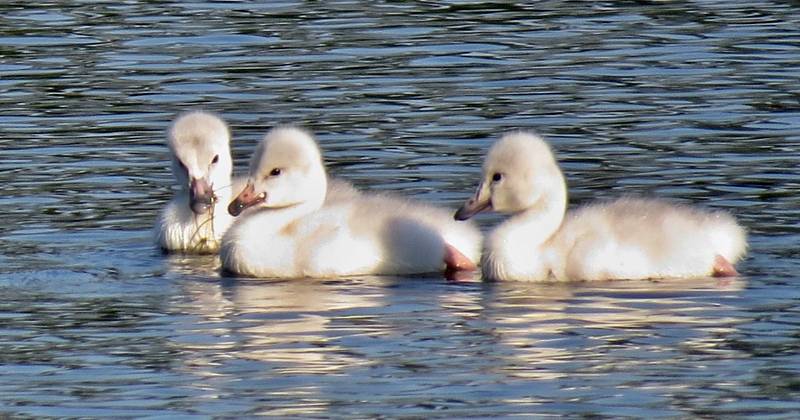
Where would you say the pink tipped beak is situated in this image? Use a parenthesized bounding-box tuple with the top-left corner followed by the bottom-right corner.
(454, 195, 491, 221)
(189, 178, 215, 215)
(228, 182, 266, 217)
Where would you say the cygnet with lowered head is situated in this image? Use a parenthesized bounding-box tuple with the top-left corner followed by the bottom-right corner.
(455, 131, 747, 282)
(220, 126, 482, 278)
(155, 111, 245, 253)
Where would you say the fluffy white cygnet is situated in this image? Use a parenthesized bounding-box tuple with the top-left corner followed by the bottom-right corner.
(455, 131, 747, 282)
(220, 126, 482, 278)
(155, 111, 245, 253)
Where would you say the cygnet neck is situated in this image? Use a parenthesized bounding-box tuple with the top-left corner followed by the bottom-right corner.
(493, 183, 567, 249)
(481, 181, 567, 281)
(261, 173, 328, 233)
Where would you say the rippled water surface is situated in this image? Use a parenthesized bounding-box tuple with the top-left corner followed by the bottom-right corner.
(2, 1, 800, 417)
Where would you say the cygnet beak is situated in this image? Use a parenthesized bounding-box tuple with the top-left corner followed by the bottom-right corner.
(228, 182, 266, 217)
(454, 184, 491, 221)
(189, 177, 215, 215)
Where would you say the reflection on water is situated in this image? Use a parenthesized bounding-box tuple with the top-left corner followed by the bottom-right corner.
(1, 0, 800, 417)
(181, 278, 384, 416)
(163, 276, 752, 417)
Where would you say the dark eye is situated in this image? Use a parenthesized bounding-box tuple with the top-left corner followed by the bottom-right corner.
(270, 168, 282, 176)
(211, 154, 219, 164)
(492, 173, 503, 182)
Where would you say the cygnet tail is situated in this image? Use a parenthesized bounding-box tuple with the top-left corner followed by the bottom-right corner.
(708, 213, 748, 264)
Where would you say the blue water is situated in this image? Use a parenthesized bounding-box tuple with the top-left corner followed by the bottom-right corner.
(1, 1, 799, 417)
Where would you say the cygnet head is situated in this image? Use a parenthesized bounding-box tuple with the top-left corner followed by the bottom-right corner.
(455, 131, 566, 220)
(228, 126, 328, 217)
(168, 111, 233, 215)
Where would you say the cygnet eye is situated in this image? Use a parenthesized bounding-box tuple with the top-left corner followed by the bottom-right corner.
(211, 154, 219, 165)
(492, 172, 503, 182)
(270, 168, 282, 176)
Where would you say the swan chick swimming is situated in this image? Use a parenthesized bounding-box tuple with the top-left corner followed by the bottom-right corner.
(155, 111, 244, 253)
(220, 126, 481, 278)
(455, 131, 747, 282)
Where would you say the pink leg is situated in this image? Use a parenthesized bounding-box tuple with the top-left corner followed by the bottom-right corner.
(712, 254, 738, 277)
(444, 244, 477, 281)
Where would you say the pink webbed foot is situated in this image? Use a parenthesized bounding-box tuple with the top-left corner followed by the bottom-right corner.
(444, 243, 477, 281)
(712, 254, 738, 277)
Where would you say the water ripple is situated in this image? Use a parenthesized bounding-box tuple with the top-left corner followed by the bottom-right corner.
(1, 1, 799, 417)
